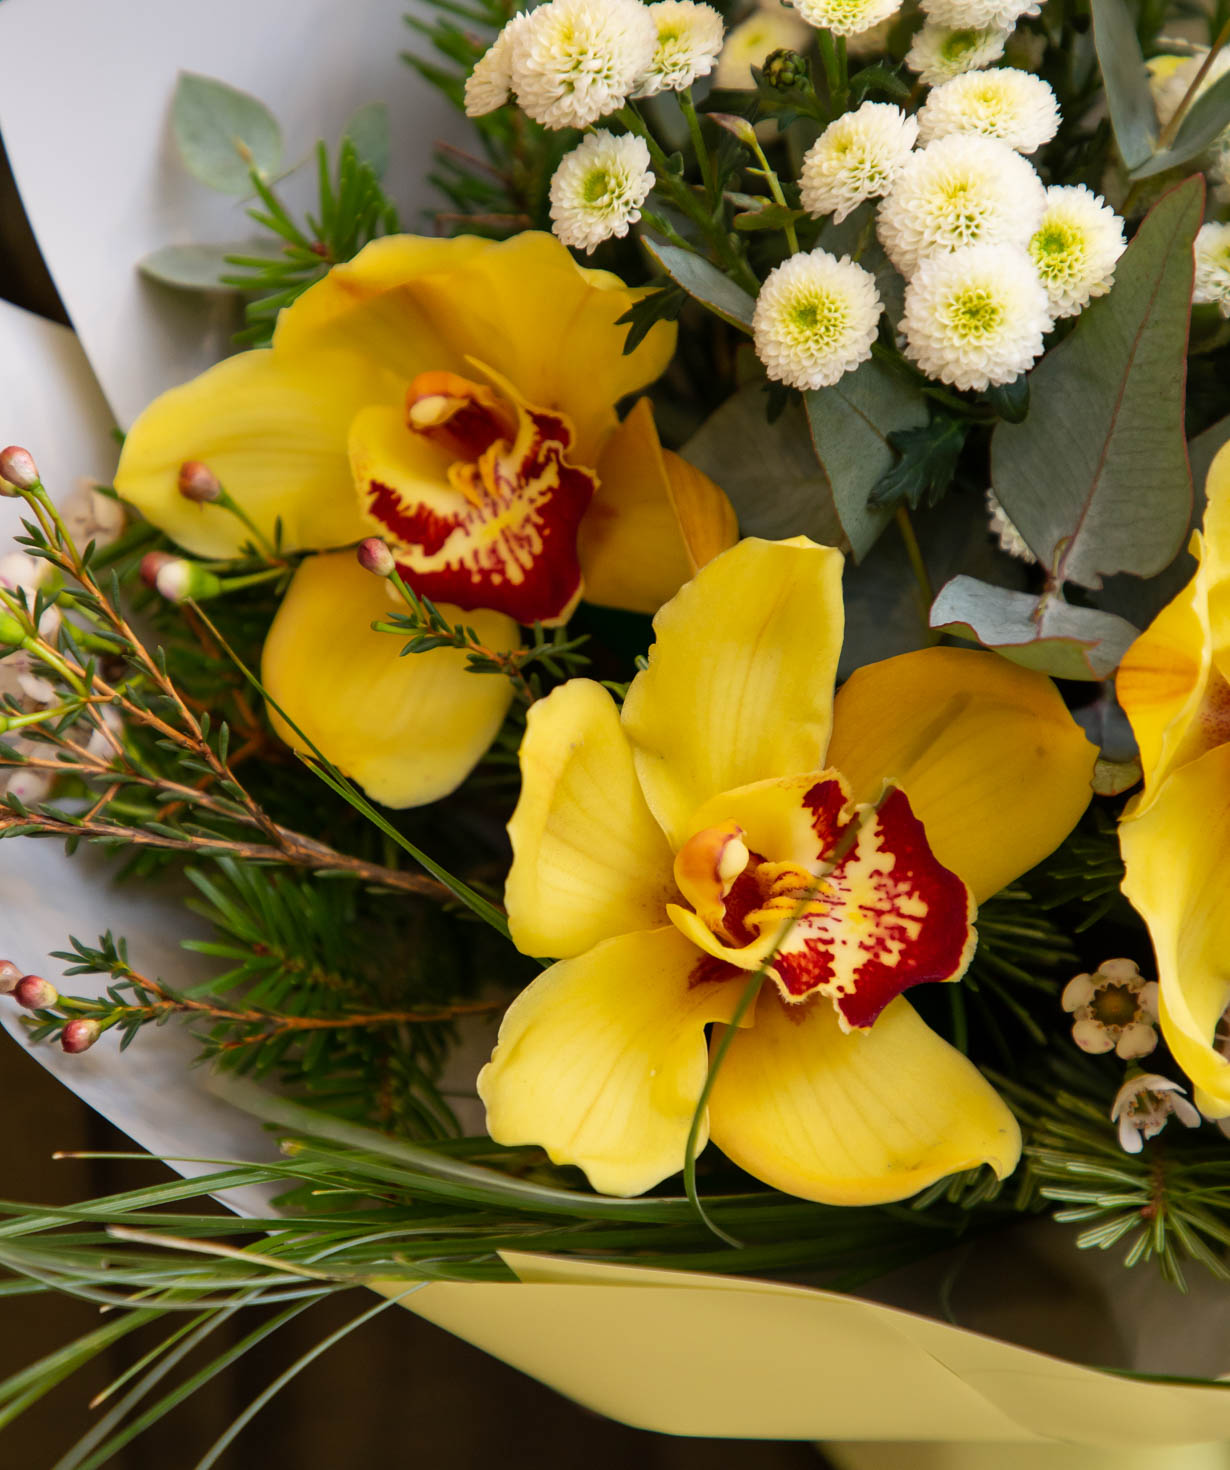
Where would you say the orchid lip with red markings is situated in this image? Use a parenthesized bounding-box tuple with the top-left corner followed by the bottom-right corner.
(671, 774, 977, 1032)
(355, 369, 596, 626)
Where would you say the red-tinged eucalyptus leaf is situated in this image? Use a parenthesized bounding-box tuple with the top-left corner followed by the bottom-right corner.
(991, 177, 1202, 591)
(804, 356, 929, 560)
(931, 575, 1140, 681)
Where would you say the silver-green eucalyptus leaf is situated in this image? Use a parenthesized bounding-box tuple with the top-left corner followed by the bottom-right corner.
(172, 71, 283, 195)
(137, 241, 285, 293)
(342, 101, 391, 179)
(642, 238, 756, 331)
(1089, 0, 1157, 170)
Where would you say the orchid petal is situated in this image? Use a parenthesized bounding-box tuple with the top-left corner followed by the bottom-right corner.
(577, 399, 737, 615)
(622, 537, 846, 849)
(478, 926, 745, 1197)
(505, 680, 677, 959)
(825, 647, 1095, 903)
(114, 346, 395, 559)
(708, 991, 1021, 1205)
(261, 551, 516, 808)
(1119, 743, 1230, 1116)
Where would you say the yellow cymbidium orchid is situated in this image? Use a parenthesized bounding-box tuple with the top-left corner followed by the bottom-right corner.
(113, 232, 735, 807)
(1117, 442, 1230, 1117)
(478, 537, 1096, 1205)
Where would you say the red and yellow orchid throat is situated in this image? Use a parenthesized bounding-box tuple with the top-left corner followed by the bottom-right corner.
(355, 367, 596, 626)
(670, 773, 977, 1033)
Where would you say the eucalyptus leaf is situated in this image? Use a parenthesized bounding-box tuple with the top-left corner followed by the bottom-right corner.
(682, 385, 845, 547)
(1131, 70, 1230, 180)
(991, 177, 1201, 590)
(642, 239, 755, 331)
(137, 241, 285, 293)
(342, 101, 390, 179)
(931, 575, 1140, 680)
(1089, 0, 1157, 169)
(804, 357, 929, 559)
(172, 72, 283, 195)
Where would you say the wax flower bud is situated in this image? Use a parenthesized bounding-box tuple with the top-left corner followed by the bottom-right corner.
(0, 610, 28, 648)
(0, 446, 40, 491)
(141, 552, 223, 603)
(61, 1018, 102, 1054)
(14, 974, 58, 1010)
(177, 460, 223, 504)
(0, 961, 21, 995)
(357, 537, 396, 578)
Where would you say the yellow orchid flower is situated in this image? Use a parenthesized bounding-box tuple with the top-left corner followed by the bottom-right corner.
(1117, 442, 1230, 1116)
(477, 537, 1096, 1204)
(113, 232, 735, 807)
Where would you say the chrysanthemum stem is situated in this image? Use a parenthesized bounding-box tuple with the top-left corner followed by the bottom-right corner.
(1156, 15, 1230, 152)
(745, 133, 800, 254)
(895, 505, 935, 625)
(677, 89, 717, 203)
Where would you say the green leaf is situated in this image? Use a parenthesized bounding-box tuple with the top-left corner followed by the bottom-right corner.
(991, 177, 1202, 590)
(869, 412, 967, 512)
(1131, 70, 1230, 180)
(733, 200, 807, 232)
(641, 238, 755, 332)
(930, 576, 1140, 680)
(1089, 0, 1157, 170)
(137, 241, 285, 292)
(341, 101, 391, 179)
(682, 385, 846, 548)
(983, 373, 1030, 423)
(804, 357, 930, 559)
(172, 72, 283, 195)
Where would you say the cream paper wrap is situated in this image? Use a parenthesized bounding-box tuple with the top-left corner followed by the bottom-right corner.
(1, 3, 1228, 1461)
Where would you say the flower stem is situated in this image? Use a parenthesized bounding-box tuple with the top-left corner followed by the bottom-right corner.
(1156, 15, 1230, 152)
(677, 88, 717, 202)
(895, 505, 935, 626)
(745, 131, 800, 255)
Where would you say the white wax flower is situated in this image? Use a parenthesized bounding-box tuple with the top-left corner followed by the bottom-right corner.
(509, 0, 657, 130)
(917, 68, 1060, 153)
(905, 22, 1010, 87)
(1194, 221, 1230, 318)
(1029, 185, 1125, 319)
(877, 133, 1047, 277)
(1112, 1074, 1202, 1154)
(752, 249, 882, 390)
(920, 0, 1040, 35)
(901, 242, 1052, 390)
(714, 9, 813, 89)
(1062, 958, 1159, 1060)
(786, 0, 903, 41)
(636, 1, 725, 96)
(549, 131, 655, 253)
(800, 103, 919, 223)
(464, 12, 533, 117)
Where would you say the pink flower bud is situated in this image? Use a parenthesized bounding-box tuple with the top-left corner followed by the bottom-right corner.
(141, 553, 222, 603)
(14, 974, 58, 1009)
(0, 446, 39, 491)
(0, 961, 21, 995)
(61, 1018, 101, 1054)
(140, 551, 177, 589)
(177, 460, 223, 503)
(357, 538, 396, 578)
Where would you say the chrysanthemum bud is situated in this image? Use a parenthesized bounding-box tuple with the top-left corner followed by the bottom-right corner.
(177, 460, 223, 503)
(14, 974, 58, 1009)
(0, 446, 40, 491)
(763, 47, 806, 90)
(61, 1018, 102, 1054)
(357, 537, 396, 578)
(0, 961, 21, 995)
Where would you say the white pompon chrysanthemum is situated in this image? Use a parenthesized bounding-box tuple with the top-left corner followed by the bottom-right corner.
(901, 243, 1052, 390)
(636, 2, 725, 96)
(905, 22, 1010, 86)
(753, 249, 882, 390)
(549, 131, 654, 253)
(985, 490, 1037, 563)
(800, 103, 919, 223)
(509, 0, 657, 130)
(1194, 222, 1230, 317)
(1029, 185, 1126, 319)
(917, 68, 1060, 152)
(877, 133, 1047, 277)
(786, 0, 903, 41)
(920, 0, 1040, 35)
(714, 9, 813, 88)
(465, 12, 533, 117)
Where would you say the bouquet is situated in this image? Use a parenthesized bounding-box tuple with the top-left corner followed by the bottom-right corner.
(1, 0, 1230, 1462)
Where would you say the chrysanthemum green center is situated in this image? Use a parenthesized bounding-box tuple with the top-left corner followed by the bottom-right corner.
(1031, 222, 1084, 278)
(582, 168, 612, 204)
(946, 287, 1004, 338)
(786, 291, 849, 346)
(942, 29, 980, 61)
